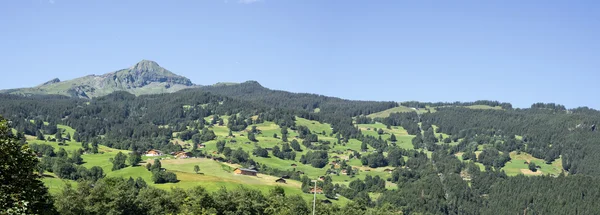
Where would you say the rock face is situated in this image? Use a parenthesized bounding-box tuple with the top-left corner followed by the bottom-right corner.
(39, 78, 61, 86)
(1, 60, 197, 98)
(101, 60, 193, 89)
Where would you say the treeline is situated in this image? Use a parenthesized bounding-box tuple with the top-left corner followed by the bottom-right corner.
(199, 81, 398, 117)
(54, 177, 397, 215)
(400, 100, 513, 109)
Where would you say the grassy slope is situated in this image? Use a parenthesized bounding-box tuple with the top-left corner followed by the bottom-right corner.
(465, 105, 502, 110)
(367, 104, 501, 119)
(367, 106, 415, 118)
(501, 152, 563, 176)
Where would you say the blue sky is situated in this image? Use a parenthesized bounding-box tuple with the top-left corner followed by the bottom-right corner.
(1, 0, 599, 108)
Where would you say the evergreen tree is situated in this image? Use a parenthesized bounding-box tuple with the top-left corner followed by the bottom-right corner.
(361, 142, 368, 151)
(390, 133, 397, 142)
(36, 130, 45, 140)
(529, 162, 537, 172)
(55, 129, 62, 141)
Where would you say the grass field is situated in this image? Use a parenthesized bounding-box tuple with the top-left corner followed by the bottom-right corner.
(465, 105, 503, 110)
(501, 152, 563, 176)
(367, 106, 415, 118)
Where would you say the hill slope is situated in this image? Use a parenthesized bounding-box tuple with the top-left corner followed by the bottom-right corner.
(0, 60, 196, 98)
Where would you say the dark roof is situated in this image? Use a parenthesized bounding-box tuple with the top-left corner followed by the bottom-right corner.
(275, 178, 286, 182)
(321, 199, 332, 204)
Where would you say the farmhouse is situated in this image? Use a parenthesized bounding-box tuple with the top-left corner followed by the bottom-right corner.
(233, 168, 258, 176)
(291, 164, 297, 167)
(145, 149, 163, 157)
(197, 144, 206, 148)
(175, 152, 190, 159)
(318, 176, 325, 181)
(383, 168, 393, 173)
(341, 169, 348, 175)
(275, 178, 287, 184)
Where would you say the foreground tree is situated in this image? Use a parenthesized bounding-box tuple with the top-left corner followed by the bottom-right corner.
(112, 152, 128, 171)
(0, 117, 56, 214)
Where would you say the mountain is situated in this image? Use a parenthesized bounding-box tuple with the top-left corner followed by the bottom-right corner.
(0, 60, 196, 98)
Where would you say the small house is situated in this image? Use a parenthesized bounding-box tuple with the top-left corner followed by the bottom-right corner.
(318, 176, 325, 181)
(275, 178, 287, 184)
(341, 169, 348, 175)
(383, 168, 393, 173)
(296, 171, 305, 175)
(321, 199, 332, 204)
(281, 175, 290, 179)
(233, 168, 258, 176)
(310, 187, 323, 194)
(197, 144, 206, 149)
(291, 164, 297, 167)
(332, 156, 340, 159)
(145, 149, 163, 157)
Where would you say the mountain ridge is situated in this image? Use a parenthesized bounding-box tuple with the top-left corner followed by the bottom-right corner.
(0, 60, 197, 98)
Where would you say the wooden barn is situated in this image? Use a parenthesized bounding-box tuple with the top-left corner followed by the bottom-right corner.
(233, 168, 258, 176)
(275, 178, 287, 184)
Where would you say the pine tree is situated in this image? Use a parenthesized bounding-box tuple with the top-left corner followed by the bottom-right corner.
(36, 130, 45, 140)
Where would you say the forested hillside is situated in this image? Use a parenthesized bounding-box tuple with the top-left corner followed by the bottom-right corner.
(2, 85, 600, 214)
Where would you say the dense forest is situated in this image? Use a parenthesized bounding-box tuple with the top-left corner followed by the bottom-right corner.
(2, 83, 600, 214)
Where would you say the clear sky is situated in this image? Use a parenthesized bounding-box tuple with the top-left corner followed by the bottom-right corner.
(1, 0, 599, 109)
